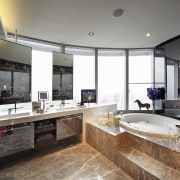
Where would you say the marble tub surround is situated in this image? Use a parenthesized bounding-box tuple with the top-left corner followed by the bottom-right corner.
(89, 121, 126, 136)
(86, 123, 118, 162)
(117, 132, 180, 170)
(89, 121, 180, 153)
(115, 145, 180, 180)
(86, 123, 180, 180)
(0, 143, 133, 180)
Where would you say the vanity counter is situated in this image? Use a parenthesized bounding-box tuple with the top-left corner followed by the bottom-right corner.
(0, 104, 117, 127)
(0, 108, 81, 127)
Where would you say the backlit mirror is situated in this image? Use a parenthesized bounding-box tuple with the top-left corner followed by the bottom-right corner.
(0, 39, 32, 104)
(52, 51, 73, 101)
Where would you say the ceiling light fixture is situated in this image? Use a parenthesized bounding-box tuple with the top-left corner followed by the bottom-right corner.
(146, 33, 151, 37)
(88, 32, 95, 36)
(113, 8, 124, 18)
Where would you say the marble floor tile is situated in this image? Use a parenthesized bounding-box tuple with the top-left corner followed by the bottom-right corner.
(0, 143, 133, 180)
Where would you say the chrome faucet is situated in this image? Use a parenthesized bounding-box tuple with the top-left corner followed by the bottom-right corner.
(59, 100, 69, 109)
(59, 102, 65, 109)
(8, 101, 22, 115)
(8, 108, 14, 115)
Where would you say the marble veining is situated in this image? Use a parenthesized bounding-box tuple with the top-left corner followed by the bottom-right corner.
(86, 122, 180, 180)
(0, 143, 132, 180)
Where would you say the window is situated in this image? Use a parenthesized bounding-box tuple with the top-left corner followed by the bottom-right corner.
(65, 47, 95, 104)
(98, 49, 126, 109)
(128, 49, 153, 110)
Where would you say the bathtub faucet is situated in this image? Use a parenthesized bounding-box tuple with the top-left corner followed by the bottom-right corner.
(119, 111, 124, 117)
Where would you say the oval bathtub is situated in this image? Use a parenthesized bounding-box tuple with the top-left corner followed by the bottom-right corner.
(120, 113, 180, 139)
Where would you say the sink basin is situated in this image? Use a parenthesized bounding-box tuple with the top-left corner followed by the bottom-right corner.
(0, 112, 30, 120)
(55, 106, 77, 111)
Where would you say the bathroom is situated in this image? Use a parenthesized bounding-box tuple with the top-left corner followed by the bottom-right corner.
(1, 1, 180, 179)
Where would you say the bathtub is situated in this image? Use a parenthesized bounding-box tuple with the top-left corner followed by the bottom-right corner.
(120, 113, 180, 139)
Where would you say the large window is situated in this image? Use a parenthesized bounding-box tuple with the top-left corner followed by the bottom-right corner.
(65, 47, 95, 104)
(128, 49, 153, 110)
(0, 36, 170, 113)
(98, 49, 126, 109)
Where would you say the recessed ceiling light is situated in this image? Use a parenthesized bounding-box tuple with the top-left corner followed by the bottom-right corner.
(113, 8, 124, 17)
(146, 33, 151, 37)
(88, 32, 95, 36)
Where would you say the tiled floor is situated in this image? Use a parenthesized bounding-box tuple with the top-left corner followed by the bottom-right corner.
(0, 143, 132, 180)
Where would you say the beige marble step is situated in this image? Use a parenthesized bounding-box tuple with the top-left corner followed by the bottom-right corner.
(116, 146, 180, 180)
(117, 132, 180, 170)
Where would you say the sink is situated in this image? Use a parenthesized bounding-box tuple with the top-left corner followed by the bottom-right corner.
(0, 112, 30, 120)
(55, 106, 77, 111)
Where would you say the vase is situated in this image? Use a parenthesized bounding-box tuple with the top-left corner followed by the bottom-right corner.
(114, 120, 119, 127)
(152, 100, 155, 114)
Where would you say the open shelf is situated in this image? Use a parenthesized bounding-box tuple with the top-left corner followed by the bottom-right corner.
(34, 118, 56, 143)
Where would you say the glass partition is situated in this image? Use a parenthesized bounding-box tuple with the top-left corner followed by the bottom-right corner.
(154, 49, 165, 109)
(166, 58, 179, 99)
(154, 49, 165, 88)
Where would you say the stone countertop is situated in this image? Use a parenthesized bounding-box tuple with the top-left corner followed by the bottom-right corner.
(0, 103, 117, 127)
(0, 107, 84, 127)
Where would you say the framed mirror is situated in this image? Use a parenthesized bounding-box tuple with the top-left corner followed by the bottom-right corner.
(0, 39, 32, 104)
(52, 51, 73, 101)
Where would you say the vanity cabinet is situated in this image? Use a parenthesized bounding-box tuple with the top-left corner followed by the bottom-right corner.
(56, 114, 82, 141)
(34, 114, 83, 145)
(0, 114, 82, 158)
(0, 122, 34, 157)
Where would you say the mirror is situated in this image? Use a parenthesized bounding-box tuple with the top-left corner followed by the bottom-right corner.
(52, 51, 73, 101)
(0, 39, 32, 104)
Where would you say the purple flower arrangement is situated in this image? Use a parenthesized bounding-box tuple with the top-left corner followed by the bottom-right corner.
(147, 87, 165, 100)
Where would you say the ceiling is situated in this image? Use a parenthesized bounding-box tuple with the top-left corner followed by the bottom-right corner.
(0, 0, 180, 48)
